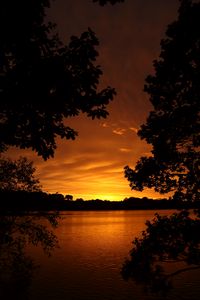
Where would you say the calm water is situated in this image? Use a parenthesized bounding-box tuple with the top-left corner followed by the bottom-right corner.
(24, 210, 200, 300)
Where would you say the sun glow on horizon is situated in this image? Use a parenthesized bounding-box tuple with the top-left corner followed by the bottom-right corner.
(84, 194, 124, 201)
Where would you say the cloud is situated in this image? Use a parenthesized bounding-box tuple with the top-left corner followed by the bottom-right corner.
(101, 122, 109, 128)
(129, 127, 138, 134)
(119, 148, 132, 153)
(112, 128, 126, 135)
(142, 151, 153, 157)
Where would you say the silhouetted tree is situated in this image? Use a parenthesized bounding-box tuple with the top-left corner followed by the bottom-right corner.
(0, 157, 41, 192)
(50, 193, 65, 202)
(0, 0, 116, 159)
(125, 0, 200, 202)
(0, 212, 59, 298)
(76, 198, 84, 202)
(65, 194, 73, 201)
(122, 210, 200, 295)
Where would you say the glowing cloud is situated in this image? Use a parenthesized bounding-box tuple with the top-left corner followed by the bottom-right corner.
(101, 122, 109, 128)
(119, 148, 132, 152)
(112, 128, 126, 135)
(129, 127, 138, 134)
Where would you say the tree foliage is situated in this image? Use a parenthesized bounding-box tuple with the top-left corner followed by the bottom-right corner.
(125, 0, 200, 202)
(0, 157, 41, 192)
(122, 210, 200, 295)
(0, 0, 116, 159)
(0, 212, 59, 297)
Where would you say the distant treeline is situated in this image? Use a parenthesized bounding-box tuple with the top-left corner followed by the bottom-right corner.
(1, 191, 200, 212)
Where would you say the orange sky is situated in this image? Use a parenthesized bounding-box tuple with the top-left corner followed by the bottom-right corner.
(6, 0, 179, 200)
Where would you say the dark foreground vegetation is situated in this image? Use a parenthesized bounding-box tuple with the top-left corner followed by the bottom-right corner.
(1, 191, 200, 212)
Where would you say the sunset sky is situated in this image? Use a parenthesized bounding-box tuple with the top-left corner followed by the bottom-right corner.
(7, 0, 179, 200)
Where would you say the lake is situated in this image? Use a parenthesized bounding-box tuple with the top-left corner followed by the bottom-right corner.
(8, 210, 200, 299)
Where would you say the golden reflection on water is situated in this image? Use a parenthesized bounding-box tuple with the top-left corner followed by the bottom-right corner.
(28, 210, 200, 300)
(29, 211, 162, 300)
(58, 210, 156, 250)
(50, 210, 177, 271)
